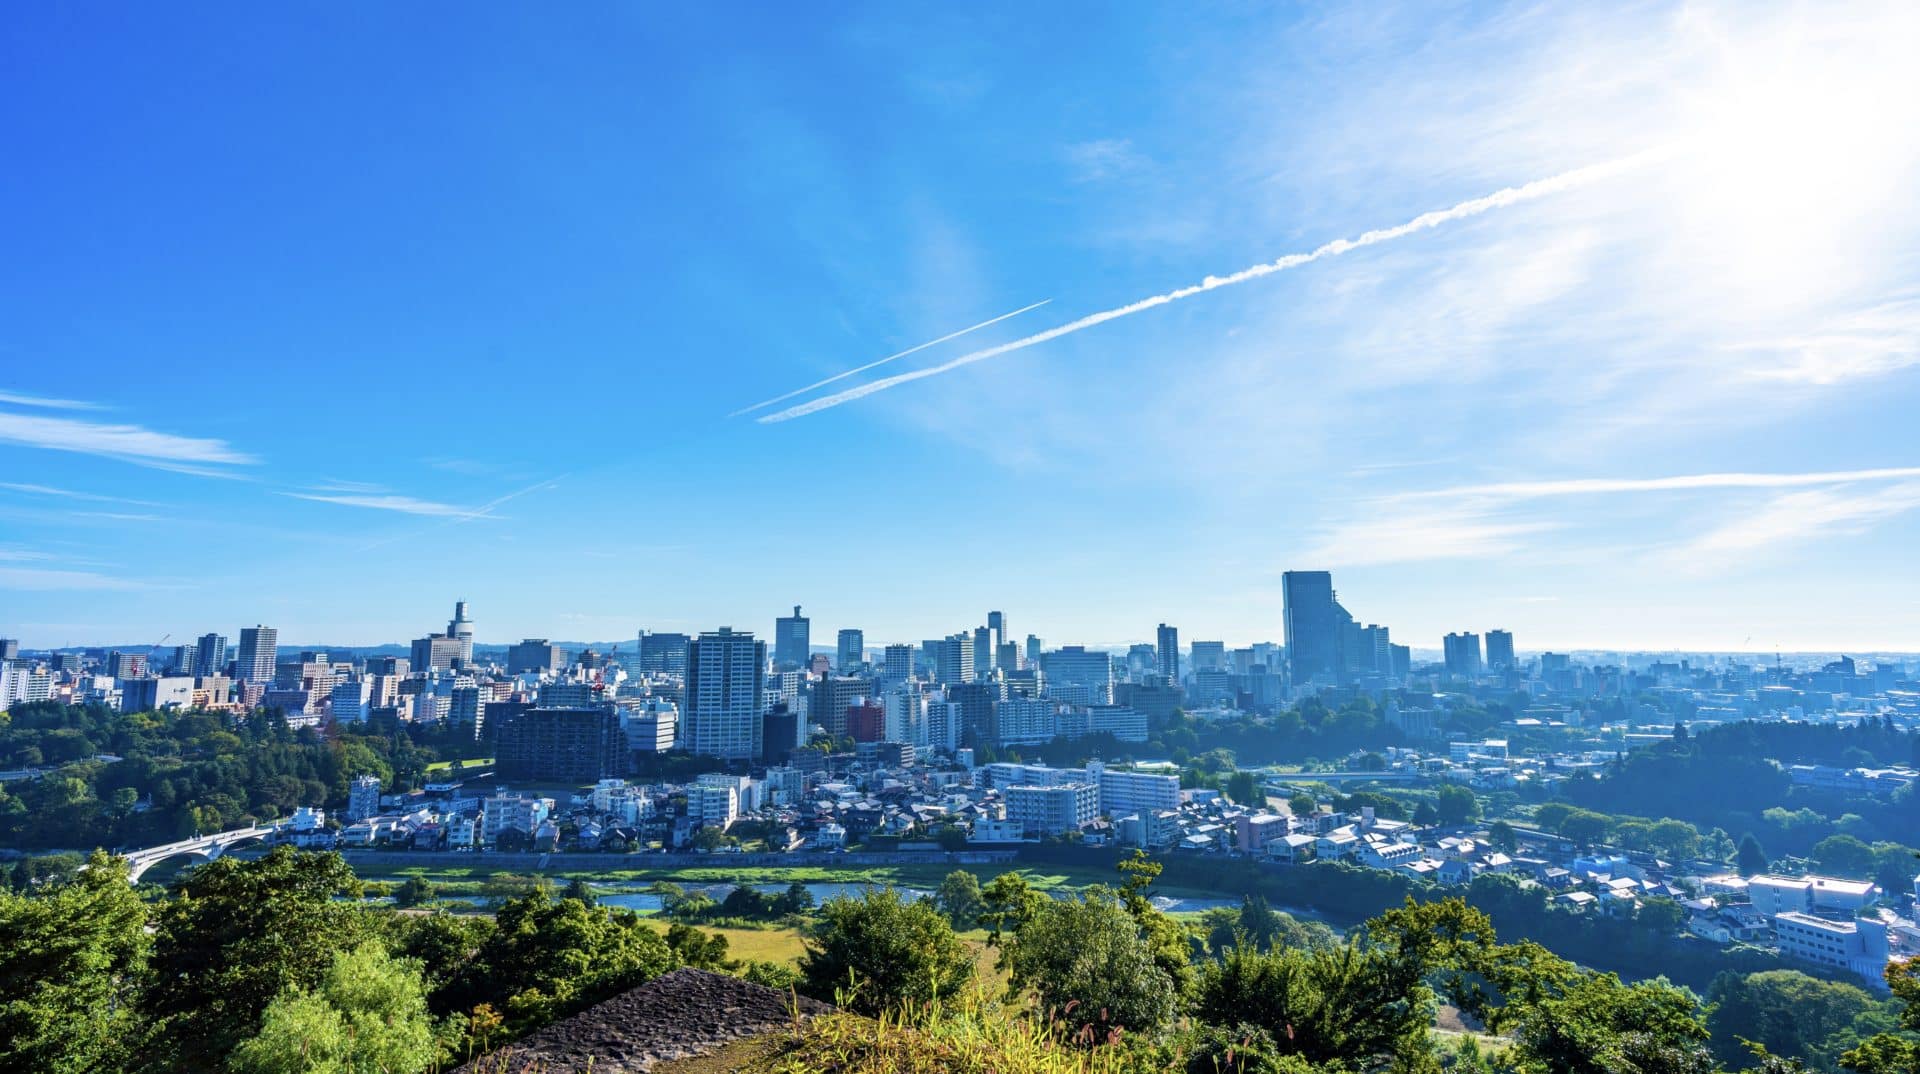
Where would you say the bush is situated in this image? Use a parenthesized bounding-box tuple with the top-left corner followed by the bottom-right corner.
(798, 888, 974, 1016)
(1003, 886, 1179, 1042)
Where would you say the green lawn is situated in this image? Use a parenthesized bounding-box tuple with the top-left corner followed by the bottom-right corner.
(423, 757, 494, 773)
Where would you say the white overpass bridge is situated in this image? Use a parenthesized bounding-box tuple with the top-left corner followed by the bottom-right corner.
(121, 824, 281, 883)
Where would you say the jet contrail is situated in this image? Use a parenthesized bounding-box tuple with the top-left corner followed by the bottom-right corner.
(729, 299, 1052, 417)
(759, 151, 1661, 423)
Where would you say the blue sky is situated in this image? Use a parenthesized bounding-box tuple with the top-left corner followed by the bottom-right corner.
(4, 2, 1920, 652)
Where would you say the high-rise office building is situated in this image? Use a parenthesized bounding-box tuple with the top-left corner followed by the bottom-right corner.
(507, 638, 567, 674)
(774, 606, 810, 668)
(0, 639, 18, 662)
(973, 626, 993, 676)
(447, 600, 475, 665)
(987, 611, 1007, 663)
(882, 644, 914, 683)
(1485, 629, 1515, 670)
(1025, 634, 1042, 665)
(1155, 623, 1179, 684)
(167, 643, 198, 676)
(810, 675, 874, 739)
(192, 633, 228, 677)
(1444, 632, 1484, 678)
(495, 703, 625, 782)
(411, 634, 464, 671)
(1040, 646, 1114, 704)
(1191, 640, 1226, 672)
(1282, 571, 1340, 682)
(638, 631, 690, 676)
(236, 625, 278, 684)
(684, 628, 766, 761)
(837, 628, 864, 669)
(996, 641, 1021, 673)
(1355, 624, 1393, 676)
(934, 632, 976, 685)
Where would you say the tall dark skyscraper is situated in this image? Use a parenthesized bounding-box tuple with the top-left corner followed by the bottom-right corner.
(836, 628, 864, 669)
(236, 625, 278, 684)
(774, 605, 810, 668)
(1282, 571, 1341, 682)
(637, 631, 690, 676)
(193, 632, 228, 677)
(1485, 629, 1515, 670)
(1156, 623, 1179, 684)
(1444, 632, 1484, 678)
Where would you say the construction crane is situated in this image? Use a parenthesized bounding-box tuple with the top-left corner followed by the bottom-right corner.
(147, 633, 171, 670)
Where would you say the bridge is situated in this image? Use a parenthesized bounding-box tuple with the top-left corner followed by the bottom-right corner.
(122, 824, 281, 883)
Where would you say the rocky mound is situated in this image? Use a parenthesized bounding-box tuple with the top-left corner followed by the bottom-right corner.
(456, 968, 832, 1073)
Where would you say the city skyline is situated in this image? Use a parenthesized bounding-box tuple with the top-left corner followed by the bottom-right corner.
(5, 3, 1920, 651)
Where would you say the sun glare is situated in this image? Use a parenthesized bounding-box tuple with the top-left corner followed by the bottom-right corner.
(1658, 7, 1920, 310)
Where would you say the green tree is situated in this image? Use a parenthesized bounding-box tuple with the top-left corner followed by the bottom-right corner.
(1736, 833, 1770, 876)
(0, 851, 149, 1074)
(228, 942, 440, 1074)
(562, 877, 598, 906)
(798, 888, 974, 1015)
(1288, 792, 1318, 818)
(437, 887, 679, 1032)
(934, 870, 984, 930)
(1004, 885, 1178, 1040)
(1706, 969, 1879, 1071)
(1226, 770, 1261, 806)
(393, 875, 435, 908)
(1810, 834, 1877, 878)
(1840, 958, 1920, 1074)
(1506, 973, 1712, 1074)
(1488, 819, 1519, 853)
(143, 847, 376, 1071)
(1435, 784, 1483, 826)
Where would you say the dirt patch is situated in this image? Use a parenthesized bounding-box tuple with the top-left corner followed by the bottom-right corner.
(457, 968, 830, 1074)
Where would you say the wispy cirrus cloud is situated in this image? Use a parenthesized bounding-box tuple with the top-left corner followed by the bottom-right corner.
(1665, 481, 1920, 562)
(0, 410, 256, 470)
(1732, 298, 1920, 385)
(1318, 466, 1920, 567)
(1396, 466, 1920, 503)
(0, 482, 163, 507)
(283, 490, 498, 518)
(0, 389, 101, 410)
(1305, 508, 1559, 567)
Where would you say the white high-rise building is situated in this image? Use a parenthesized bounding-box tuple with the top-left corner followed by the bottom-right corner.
(348, 774, 382, 820)
(684, 628, 766, 761)
(447, 600, 475, 665)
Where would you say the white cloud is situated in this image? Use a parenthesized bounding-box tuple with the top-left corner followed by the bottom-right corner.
(1064, 138, 1147, 182)
(1665, 481, 1920, 562)
(0, 482, 162, 506)
(1733, 298, 1920, 385)
(0, 411, 256, 468)
(1402, 467, 1920, 503)
(1305, 508, 1558, 567)
(0, 389, 100, 410)
(283, 491, 494, 518)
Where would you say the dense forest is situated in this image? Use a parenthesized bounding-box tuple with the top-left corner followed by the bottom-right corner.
(0, 700, 477, 850)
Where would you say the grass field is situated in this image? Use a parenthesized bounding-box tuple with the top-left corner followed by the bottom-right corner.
(345, 857, 1220, 901)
